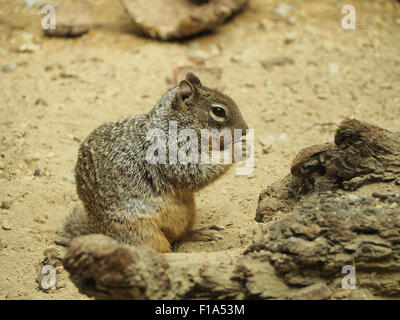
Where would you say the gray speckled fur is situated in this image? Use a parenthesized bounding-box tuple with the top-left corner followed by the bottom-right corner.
(64, 74, 248, 245)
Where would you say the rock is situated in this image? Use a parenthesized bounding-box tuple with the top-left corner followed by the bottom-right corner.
(2, 222, 11, 230)
(44, 2, 93, 37)
(0, 238, 7, 249)
(33, 168, 41, 177)
(186, 47, 212, 64)
(35, 98, 48, 106)
(346, 194, 359, 202)
(121, 0, 250, 40)
(15, 43, 40, 53)
(284, 32, 296, 44)
(258, 19, 272, 31)
(262, 145, 272, 154)
(277, 133, 287, 143)
(273, 3, 293, 19)
(258, 135, 275, 147)
(2, 64, 16, 73)
(328, 63, 339, 75)
(260, 57, 294, 70)
(380, 83, 393, 90)
(230, 55, 242, 63)
(287, 16, 297, 25)
(24, 152, 41, 164)
(43, 246, 59, 260)
(288, 282, 332, 300)
(63, 175, 75, 184)
(24, 0, 36, 8)
(10, 31, 39, 53)
(1, 201, 12, 210)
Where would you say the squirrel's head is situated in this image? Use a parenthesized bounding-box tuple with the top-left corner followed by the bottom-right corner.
(173, 73, 248, 141)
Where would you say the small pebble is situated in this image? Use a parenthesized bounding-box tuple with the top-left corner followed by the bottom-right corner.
(187, 48, 211, 64)
(1, 201, 12, 210)
(274, 3, 293, 18)
(262, 145, 272, 154)
(35, 98, 48, 106)
(2, 64, 16, 73)
(25, 0, 36, 8)
(260, 57, 294, 69)
(277, 133, 287, 143)
(346, 194, 359, 202)
(2, 222, 11, 230)
(63, 175, 75, 184)
(329, 63, 339, 75)
(25, 153, 41, 164)
(284, 32, 296, 44)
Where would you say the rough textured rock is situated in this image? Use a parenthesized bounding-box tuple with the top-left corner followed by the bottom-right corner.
(44, 2, 93, 37)
(120, 0, 250, 40)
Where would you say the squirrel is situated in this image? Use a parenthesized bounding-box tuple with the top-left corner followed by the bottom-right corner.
(61, 72, 248, 253)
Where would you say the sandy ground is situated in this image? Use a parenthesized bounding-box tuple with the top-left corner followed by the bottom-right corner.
(0, 0, 399, 299)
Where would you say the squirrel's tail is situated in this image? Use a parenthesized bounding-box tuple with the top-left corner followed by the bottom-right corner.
(63, 205, 95, 239)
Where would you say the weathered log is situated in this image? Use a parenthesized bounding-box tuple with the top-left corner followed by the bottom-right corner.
(256, 118, 400, 222)
(249, 192, 400, 296)
(63, 234, 291, 299)
(291, 118, 400, 193)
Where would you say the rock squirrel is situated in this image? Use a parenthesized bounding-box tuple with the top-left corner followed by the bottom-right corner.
(62, 73, 248, 252)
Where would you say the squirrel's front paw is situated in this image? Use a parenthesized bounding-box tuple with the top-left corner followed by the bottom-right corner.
(186, 225, 225, 242)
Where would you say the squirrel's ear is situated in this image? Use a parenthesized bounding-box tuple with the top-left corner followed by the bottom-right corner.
(178, 80, 195, 109)
(185, 72, 202, 87)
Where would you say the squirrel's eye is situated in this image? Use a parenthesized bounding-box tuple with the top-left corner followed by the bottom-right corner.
(211, 106, 226, 118)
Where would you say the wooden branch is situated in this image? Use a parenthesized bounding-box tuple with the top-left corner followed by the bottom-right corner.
(291, 118, 400, 192)
(63, 234, 290, 299)
(250, 192, 400, 296)
(256, 118, 400, 223)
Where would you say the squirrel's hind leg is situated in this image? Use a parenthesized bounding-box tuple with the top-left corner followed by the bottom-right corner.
(183, 225, 225, 242)
(103, 216, 172, 253)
